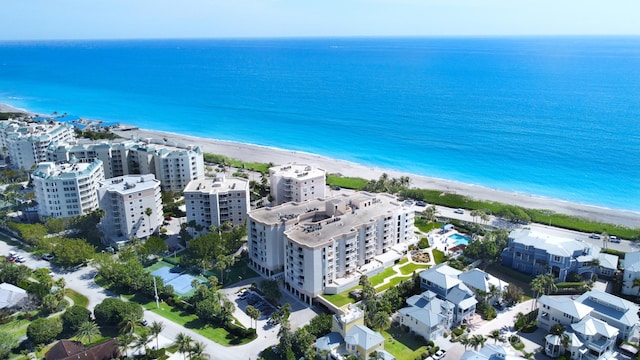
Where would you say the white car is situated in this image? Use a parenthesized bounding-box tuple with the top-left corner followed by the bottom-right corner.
(454, 209, 464, 214)
(433, 349, 447, 360)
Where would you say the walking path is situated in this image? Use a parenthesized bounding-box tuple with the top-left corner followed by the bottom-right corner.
(373, 248, 434, 290)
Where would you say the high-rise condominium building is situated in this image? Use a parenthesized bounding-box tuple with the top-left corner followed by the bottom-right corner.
(184, 174, 250, 229)
(0, 120, 75, 170)
(31, 158, 104, 218)
(97, 174, 163, 244)
(269, 163, 326, 205)
(248, 192, 415, 305)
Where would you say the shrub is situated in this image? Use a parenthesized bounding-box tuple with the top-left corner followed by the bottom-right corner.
(452, 328, 464, 337)
(27, 318, 62, 345)
(94, 298, 142, 326)
(418, 238, 430, 249)
(62, 305, 92, 332)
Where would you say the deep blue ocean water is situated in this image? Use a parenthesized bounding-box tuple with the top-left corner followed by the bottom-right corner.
(0, 37, 638, 211)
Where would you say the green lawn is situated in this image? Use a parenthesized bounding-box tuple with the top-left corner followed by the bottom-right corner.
(376, 276, 412, 292)
(326, 174, 369, 190)
(382, 327, 428, 360)
(322, 286, 361, 307)
(208, 258, 260, 287)
(432, 249, 446, 264)
(398, 262, 430, 275)
(414, 219, 444, 233)
(66, 288, 89, 308)
(129, 297, 253, 346)
(370, 268, 398, 286)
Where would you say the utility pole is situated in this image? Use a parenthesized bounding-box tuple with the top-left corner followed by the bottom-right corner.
(153, 276, 160, 309)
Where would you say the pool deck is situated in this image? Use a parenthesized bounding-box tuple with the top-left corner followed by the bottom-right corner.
(428, 229, 470, 255)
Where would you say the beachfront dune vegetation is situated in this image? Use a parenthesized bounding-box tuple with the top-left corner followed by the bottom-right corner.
(197, 153, 639, 239)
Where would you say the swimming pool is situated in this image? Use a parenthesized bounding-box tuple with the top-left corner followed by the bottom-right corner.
(448, 233, 472, 246)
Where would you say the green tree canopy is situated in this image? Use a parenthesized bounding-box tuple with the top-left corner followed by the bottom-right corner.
(27, 317, 63, 345)
(62, 305, 92, 332)
(52, 237, 95, 268)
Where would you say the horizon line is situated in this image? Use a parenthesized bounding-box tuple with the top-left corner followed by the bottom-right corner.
(1, 34, 640, 43)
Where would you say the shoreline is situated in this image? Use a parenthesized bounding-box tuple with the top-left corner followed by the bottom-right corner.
(2, 102, 638, 228)
(111, 126, 640, 228)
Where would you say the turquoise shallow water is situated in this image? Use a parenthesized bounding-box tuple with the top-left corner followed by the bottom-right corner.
(0, 37, 638, 210)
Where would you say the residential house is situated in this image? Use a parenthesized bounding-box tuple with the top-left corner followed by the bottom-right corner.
(544, 315, 618, 360)
(395, 290, 454, 341)
(315, 306, 394, 360)
(45, 339, 120, 360)
(538, 290, 639, 342)
(501, 229, 608, 282)
(458, 268, 509, 304)
(418, 264, 478, 325)
(622, 251, 640, 296)
(0, 282, 28, 310)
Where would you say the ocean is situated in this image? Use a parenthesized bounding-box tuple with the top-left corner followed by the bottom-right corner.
(0, 37, 638, 211)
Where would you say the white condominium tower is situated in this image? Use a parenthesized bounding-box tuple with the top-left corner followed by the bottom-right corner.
(0, 120, 75, 170)
(31, 158, 105, 218)
(248, 192, 416, 305)
(98, 174, 163, 244)
(47, 137, 205, 192)
(184, 174, 250, 229)
(269, 163, 326, 205)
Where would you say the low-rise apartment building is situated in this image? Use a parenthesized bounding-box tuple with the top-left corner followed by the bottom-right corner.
(501, 229, 613, 282)
(31, 158, 105, 218)
(184, 174, 250, 229)
(97, 174, 163, 244)
(248, 192, 415, 304)
(269, 163, 326, 205)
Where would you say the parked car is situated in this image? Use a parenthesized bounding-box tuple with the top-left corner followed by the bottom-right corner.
(42, 253, 54, 261)
(433, 349, 446, 360)
(415, 201, 427, 207)
(140, 319, 148, 326)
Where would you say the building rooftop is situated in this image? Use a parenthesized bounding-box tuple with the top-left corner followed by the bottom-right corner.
(571, 315, 618, 338)
(509, 229, 596, 257)
(623, 251, 640, 272)
(251, 192, 412, 248)
(539, 295, 592, 319)
(419, 264, 463, 290)
(184, 174, 248, 194)
(344, 325, 384, 351)
(32, 158, 102, 180)
(98, 174, 159, 194)
(269, 163, 325, 180)
(458, 268, 509, 293)
(576, 289, 639, 326)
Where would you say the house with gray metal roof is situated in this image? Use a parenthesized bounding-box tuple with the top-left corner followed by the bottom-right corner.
(501, 229, 609, 282)
(395, 290, 454, 341)
(622, 251, 640, 296)
(418, 264, 478, 325)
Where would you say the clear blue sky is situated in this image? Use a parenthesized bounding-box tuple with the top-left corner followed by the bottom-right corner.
(3, 0, 639, 40)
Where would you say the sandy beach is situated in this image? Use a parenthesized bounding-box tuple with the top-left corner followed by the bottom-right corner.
(110, 127, 640, 228)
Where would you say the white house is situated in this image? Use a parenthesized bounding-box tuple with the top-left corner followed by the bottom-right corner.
(418, 264, 478, 325)
(0, 282, 28, 310)
(622, 251, 640, 296)
(395, 290, 454, 341)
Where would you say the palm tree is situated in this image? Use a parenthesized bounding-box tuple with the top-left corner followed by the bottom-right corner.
(458, 333, 471, 350)
(245, 305, 260, 329)
(134, 332, 152, 355)
(174, 332, 193, 360)
(488, 329, 503, 344)
(145, 207, 154, 236)
(118, 333, 136, 358)
(470, 334, 486, 351)
(76, 321, 100, 344)
(119, 312, 139, 335)
(189, 341, 209, 360)
(149, 321, 164, 350)
(370, 311, 391, 332)
(530, 277, 545, 311)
